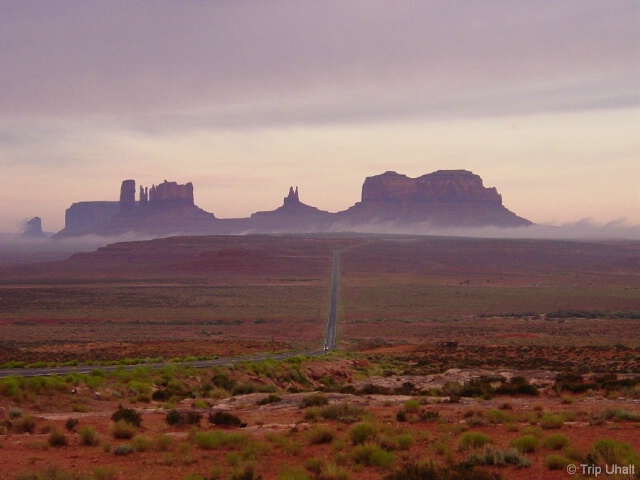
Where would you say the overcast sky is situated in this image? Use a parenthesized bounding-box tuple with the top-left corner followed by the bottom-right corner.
(1, 1, 638, 233)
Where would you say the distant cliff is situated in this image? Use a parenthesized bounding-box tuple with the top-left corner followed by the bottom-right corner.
(339, 170, 531, 227)
(53, 170, 532, 237)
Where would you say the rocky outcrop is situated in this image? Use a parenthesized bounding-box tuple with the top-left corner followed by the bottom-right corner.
(250, 187, 333, 232)
(119, 179, 136, 211)
(61, 201, 120, 235)
(53, 170, 533, 237)
(361, 170, 502, 204)
(147, 180, 194, 208)
(22, 217, 46, 238)
(339, 170, 531, 227)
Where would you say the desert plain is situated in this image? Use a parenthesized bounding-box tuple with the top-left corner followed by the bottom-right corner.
(0, 234, 639, 480)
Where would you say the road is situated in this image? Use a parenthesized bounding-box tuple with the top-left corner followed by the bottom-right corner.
(323, 250, 340, 352)
(0, 249, 343, 378)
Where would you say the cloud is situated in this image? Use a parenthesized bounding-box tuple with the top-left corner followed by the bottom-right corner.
(1, 1, 638, 130)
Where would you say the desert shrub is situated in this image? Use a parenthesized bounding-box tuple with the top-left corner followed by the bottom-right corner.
(384, 461, 505, 480)
(539, 413, 564, 429)
(193, 430, 248, 450)
(153, 433, 173, 451)
(212, 374, 236, 392)
(165, 409, 202, 427)
(485, 409, 511, 424)
(607, 408, 640, 422)
(459, 376, 504, 399)
(494, 376, 538, 396)
(307, 425, 335, 445)
(12, 415, 36, 433)
(395, 410, 407, 422)
(542, 433, 569, 450)
(209, 410, 243, 427)
(111, 420, 137, 439)
(348, 422, 377, 445)
(303, 407, 321, 422)
(320, 403, 364, 423)
(257, 394, 282, 405)
(8, 407, 23, 419)
(65, 418, 79, 432)
(298, 393, 329, 408)
(402, 399, 420, 413)
(13, 466, 91, 480)
(418, 409, 440, 422)
(459, 431, 491, 450)
(545, 454, 572, 470)
(48, 429, 68, 448)
(586, 438, 640, 467)
(78, 426, 100, 446)
(396, 433, 415, 451)
(131, 434, 153, 452)
(277, 467, 310, 480)
(304, 458, 325, 475)
(469, 445, 531, 468)
(511, 434, 540, 453)
(351, 443, 395, 468)
(113, 444, 134, 456)
(229, 468, 263, 480)
(111, 405, 142, 427)
(93, 466, 117, 480)
(231, 382, 276, 396)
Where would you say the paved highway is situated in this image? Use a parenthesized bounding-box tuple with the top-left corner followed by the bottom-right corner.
(0, 249, 344, 379)
(323, 250, 340, 352)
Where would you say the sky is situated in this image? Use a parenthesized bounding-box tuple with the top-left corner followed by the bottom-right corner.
(1, 1, 639, 234)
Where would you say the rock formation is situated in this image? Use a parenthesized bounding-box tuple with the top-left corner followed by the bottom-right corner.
(119, 179, 136, 211)
(22, 217, 46, 238)
(60, 201, 120, 235)
(53, 170, 533, 237)
(339, 170, 531, 227)
(250, 186, 333, 232)
(361, 170, 502, 204)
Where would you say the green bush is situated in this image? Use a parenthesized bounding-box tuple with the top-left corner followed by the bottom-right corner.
(111, 420, 137, 439)
(384, 461, 505, 480)
(131, 434, 154, 452)
(542, 433, 569, 450)
(209, 410, 243, 427)
(12, 415, 36, 433)
(165, 409, 202, 427)
(586, 438, 640, 467)
(307, 425, 335, 445)
(78, 426, 100, 446)
(65, 418, 79, 432)
(298, 393, 329, 408)
(257, 394, 282, 405)
(458, 431, 491, 450)
(351, 443, 395, 468)
(320, 403, 364, 423)
(14, 466, 91, 480)
(113, 444, 134, 456)
(277, 467, 310, 480)
(511, 434, 540, 453)
(539, 413, 564, 429)
(111, 405, 142, 427)
(469, 445, 531, 468)
(193, 430, 248, 450)
(545, 454, 572, 470)
(348, 422, 377, 445)
(48, 429, 68, 448)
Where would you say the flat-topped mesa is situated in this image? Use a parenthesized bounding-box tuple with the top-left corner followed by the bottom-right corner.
(361, 170, 503, 204)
